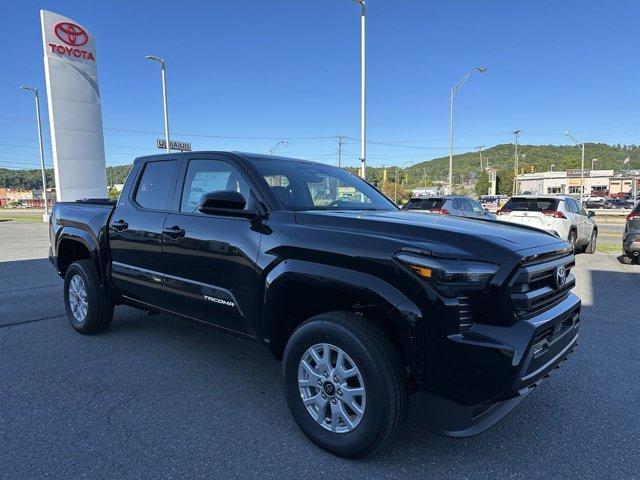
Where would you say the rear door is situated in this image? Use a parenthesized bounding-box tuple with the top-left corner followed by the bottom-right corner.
(109, 159, 179, 306)
(565, 198, 585, 241)
(161, 155, 264, 335)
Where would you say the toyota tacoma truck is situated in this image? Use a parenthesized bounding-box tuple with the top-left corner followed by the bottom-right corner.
(49, 152, 580, 458)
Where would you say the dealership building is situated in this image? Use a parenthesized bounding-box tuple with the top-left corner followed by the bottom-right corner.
(516, 169, 639, 196)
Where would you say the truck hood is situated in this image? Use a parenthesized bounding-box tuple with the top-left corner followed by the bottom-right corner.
(294, 210, 567, 263)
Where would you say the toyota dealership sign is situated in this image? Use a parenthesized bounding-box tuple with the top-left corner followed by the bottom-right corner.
(41, 10, 107, 202)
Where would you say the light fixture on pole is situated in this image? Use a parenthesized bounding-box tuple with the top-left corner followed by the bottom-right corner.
(145, 55, 170, 153)
(20, 85, 49, 222)
(565, 131, 586, 203)
(353, 0, 366, 179)
(448, 66, 486, 194)
(268, 141, 289, 155)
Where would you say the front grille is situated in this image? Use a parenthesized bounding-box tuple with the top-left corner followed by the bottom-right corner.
(509, 250, 575, 318)
(458, 295, 474, 331)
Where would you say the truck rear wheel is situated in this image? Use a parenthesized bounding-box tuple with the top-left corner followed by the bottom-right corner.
(282, 311, 408, 458)
(63, 260, 114, 334)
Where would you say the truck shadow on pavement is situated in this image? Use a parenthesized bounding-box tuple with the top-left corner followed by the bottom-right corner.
(1, 257, 638, 478)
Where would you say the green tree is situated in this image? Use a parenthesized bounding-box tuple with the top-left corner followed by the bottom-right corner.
(496, 169, 515, 196)
(475, 171, 490, 196)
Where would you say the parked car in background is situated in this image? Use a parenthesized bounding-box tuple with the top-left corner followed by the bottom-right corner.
(497, 195, 597, 253)
(583, 199, 605, 210)
(622, 202, 640, 264)
(603, 198, 635, 209)
(479, 195, 508, 212)
(402, 195, 494, 219)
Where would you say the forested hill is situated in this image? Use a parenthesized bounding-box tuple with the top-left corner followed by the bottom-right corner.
(402, 143, 640, 185)
(1, 143, 638, 190)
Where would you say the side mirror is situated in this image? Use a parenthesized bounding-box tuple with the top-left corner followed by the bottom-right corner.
(198, 190, 255, 217)
(588, 210, 596, 218)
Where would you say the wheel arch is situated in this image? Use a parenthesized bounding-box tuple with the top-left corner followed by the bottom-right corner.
(261, 260, 422, 377)
(56, 227, 103, 282)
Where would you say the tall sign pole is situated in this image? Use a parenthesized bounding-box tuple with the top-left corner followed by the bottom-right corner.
(41, 10, 107, 201)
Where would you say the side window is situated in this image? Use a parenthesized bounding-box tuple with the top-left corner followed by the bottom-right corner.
(566, 199, 579, 214)
(470, 199, 484, 213)
(180, 159, 252, 214)
(134, 160, 177, 210)
(452, 198, 460, 210)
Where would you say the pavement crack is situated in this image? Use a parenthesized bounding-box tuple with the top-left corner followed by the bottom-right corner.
(0, 313, 65, 329)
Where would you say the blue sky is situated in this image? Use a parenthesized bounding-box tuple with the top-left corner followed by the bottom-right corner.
(2, 0, 639, 171)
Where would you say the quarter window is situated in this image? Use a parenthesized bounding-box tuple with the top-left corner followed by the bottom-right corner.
(134, 160, 177, 210)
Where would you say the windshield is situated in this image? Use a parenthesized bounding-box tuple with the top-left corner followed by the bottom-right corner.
(248, 158, 397, 211)
(402, 198, 444, 210)
(503, 197, 560, 212)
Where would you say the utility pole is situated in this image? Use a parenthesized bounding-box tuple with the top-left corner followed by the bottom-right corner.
(337, 135, 344, 167)
(476, 145, 485, 171)
(512, 130, 521, 194)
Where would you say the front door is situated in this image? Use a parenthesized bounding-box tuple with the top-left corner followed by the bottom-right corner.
(161, 156, 263, 335)
(109, 159, 178, 306)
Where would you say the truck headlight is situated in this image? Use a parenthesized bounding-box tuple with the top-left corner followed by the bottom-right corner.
(396, 252, 498, 294)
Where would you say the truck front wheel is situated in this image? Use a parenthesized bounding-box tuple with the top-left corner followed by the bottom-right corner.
(63, 260, 114, 334)
(282, 311, 408, 458)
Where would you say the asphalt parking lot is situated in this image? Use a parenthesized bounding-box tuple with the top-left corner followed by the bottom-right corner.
(1, 221, 639, 479)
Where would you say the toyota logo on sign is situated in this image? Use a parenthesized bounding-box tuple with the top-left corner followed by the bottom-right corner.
(54, 22, 88, 46)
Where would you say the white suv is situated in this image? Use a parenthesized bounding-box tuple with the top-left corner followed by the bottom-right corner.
(497, 195, 598, 253)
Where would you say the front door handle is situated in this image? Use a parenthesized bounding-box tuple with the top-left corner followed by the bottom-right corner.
(162, 226, 185, 238)
(111, 220, 128, 231)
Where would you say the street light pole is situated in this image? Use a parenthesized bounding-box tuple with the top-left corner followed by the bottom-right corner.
(448, 66, 486, 194)
(512, 130, 521, 194)
(20, 86, 49, 221)
(353, 0, 366, 179)
(145, 55, 170, 153)
(565, 131, 586, 203)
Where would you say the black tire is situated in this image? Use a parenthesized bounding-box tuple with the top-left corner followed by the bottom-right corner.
(282, 311, 408, 459)
(63, 259, 114, 334)
(585, 230, 597, 254)
(620, 253, 638, 265)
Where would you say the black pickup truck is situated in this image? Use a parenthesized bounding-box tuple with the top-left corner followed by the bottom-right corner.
(49, 152, 580, 458)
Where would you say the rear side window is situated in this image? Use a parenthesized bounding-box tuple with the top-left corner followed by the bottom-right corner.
(134, 160, 177, 210)
(403, 198, 444, 210)
(503, 197, 559, 212)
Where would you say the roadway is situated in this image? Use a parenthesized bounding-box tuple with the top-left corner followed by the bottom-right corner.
(1, 221, 638, 479)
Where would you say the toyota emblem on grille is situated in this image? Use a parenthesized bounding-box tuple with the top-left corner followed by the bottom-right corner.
(555, 265, 567, 289)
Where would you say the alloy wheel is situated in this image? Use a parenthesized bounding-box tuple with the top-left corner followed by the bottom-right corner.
(298, 343, 366, 433)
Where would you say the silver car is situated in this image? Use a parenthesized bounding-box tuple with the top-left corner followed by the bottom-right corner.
(496, 195, 598, 253)
(402, 195, 495, 219)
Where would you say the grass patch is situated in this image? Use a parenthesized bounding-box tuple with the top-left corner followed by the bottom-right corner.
(0, 215, 43, 223)
(596, 242, 621, 254)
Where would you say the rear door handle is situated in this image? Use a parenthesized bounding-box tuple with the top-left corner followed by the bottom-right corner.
(162, 226, 185, 238)
(111, 220, 128, 231)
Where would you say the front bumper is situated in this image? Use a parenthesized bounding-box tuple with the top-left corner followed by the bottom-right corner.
(415, 292, 580, 437)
